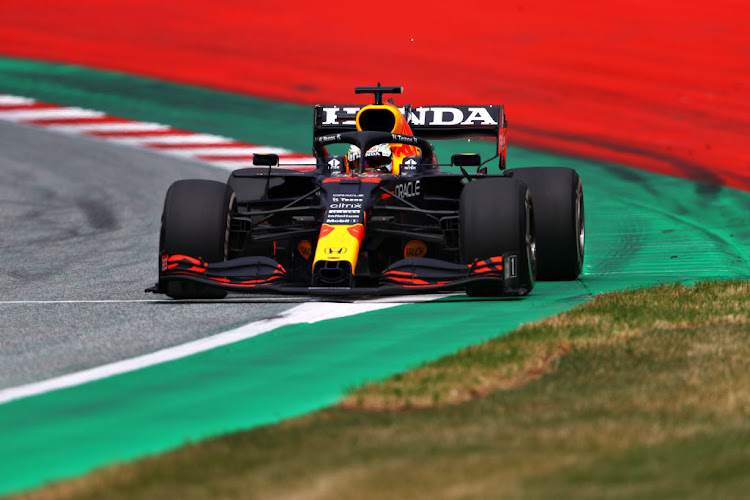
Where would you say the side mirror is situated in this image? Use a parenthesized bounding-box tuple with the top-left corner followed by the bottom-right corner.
(253, 154, 279, 167)
(451, 153, 481, 167)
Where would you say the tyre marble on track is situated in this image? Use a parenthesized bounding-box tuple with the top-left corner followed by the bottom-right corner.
(0, 121, 303, 389)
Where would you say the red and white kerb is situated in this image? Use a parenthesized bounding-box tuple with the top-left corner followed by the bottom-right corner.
(0, 94, 315, 171)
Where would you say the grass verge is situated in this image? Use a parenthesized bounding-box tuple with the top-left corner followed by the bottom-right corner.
(15, 280, 750, 500)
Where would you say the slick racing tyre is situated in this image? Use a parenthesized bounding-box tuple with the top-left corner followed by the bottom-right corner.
(460, 178, 536, 296)
(160, 179, 235, 299)
(507, 167, 584, 280)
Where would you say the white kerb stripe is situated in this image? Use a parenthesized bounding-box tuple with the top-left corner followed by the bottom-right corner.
(0, 95, 36, 106)
(107, 133, 235, 145)
(160, 146, 292, 157)
(48, 122, 173, 133)
(0, 295, 449, 405)
(0, 108, 105, 121)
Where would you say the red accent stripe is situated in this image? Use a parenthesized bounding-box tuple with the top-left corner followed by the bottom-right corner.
(385, 280, 452, 288)
(233, 276, 282, 285)
(318, 224, 335, 238)
(386, 276, 430, 285)
(383, 270, 415, 277)
(168, 254, 202, 265)
(346, 224, 365, 241)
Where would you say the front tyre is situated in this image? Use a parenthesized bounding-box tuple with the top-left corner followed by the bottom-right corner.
(508, 167, 584, 280)
(460, 178, 536, 296)
(159, 179, 235, 299)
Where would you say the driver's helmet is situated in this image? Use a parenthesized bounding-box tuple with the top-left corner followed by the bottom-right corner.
(346, 143, 393, 173)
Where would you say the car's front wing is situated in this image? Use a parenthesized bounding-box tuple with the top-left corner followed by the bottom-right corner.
(146, 253, 528, 296)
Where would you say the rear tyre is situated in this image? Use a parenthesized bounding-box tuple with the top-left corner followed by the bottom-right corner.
(159, 179, 235, 299)
(460, 178, 536, 296)
(507, 167, 584, 280)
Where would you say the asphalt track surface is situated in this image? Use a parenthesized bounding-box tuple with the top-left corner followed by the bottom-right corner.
(0, 120, 305, 389)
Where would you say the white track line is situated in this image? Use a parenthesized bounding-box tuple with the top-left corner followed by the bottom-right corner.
(0, 295, 445, 405)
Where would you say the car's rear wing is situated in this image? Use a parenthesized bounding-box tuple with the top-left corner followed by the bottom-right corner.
(313, 104, 508, 167)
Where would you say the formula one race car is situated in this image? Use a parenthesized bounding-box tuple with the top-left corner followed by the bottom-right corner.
(147, 84, 584, 298)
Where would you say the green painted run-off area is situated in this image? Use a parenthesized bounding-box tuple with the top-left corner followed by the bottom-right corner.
(0, 58, 748, 495)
